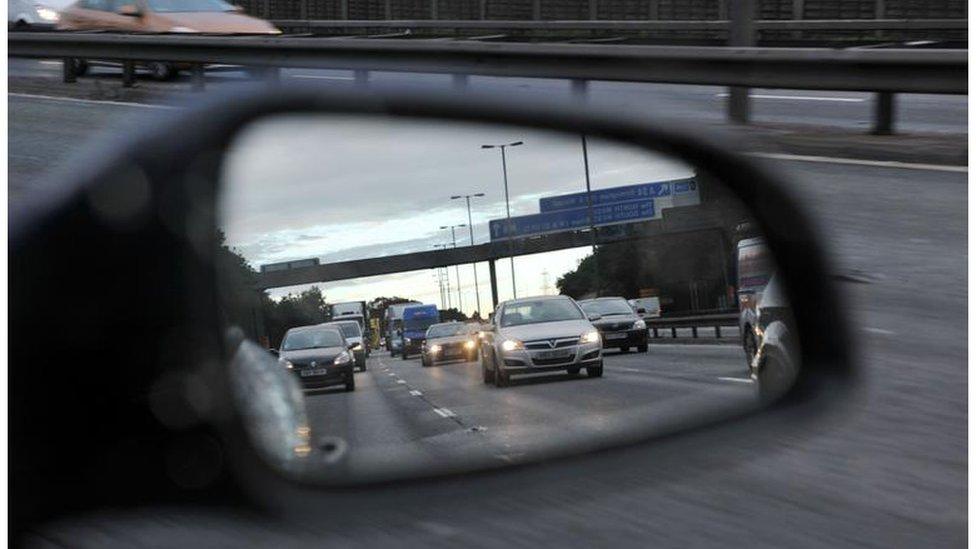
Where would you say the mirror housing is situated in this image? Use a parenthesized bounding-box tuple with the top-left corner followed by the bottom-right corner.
(587, 313, 602, 322)
(268, 348, 279, 357)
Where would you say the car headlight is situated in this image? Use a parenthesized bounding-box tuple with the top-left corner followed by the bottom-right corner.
(501, 339, 523, 352)
(333, 351, 351, 365)
(429, 344, 442, 353)
(168, 26, 199, 32)
(464, 340, 476, 350)
(279, 358, 294, 370)
(633, 319, 646, 330)
(404, 338, 412, 343)
(36, 6, 59, 21)
(580, 330, 601, 344)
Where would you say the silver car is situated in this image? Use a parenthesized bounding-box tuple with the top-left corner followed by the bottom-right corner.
(481, 295, 603, 387)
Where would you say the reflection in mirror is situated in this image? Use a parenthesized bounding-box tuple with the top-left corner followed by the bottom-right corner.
(217, 115, 797, 483)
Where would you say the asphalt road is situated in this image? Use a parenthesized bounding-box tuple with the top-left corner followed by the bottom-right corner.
(8, 57, 970, 134)
(8, 92, 967, 546)
(305, 346, 754, 473)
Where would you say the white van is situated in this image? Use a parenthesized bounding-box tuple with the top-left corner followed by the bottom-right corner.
(628, 297, 661, 320)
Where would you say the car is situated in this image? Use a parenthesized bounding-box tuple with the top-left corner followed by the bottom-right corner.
(421, 321, 479, 367)
(320, 320, 367, 372)
(9, 0, 72, 29)
(578, 297, 649, 353)
(482, 295, 603, 387)
(628, 297, 661, 320)
(735, 236, 774, 367)
(56, 0, 279, 80)
(276, 325, 356, 392)
(399, 303, 440, 359)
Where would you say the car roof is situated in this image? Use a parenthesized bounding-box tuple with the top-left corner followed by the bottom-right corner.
(323, 320, 359, 326)
(578, 296, 627, 303)
(502, 294, 572, 306)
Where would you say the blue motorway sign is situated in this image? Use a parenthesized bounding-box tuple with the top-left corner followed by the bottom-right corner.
(538, 178, 694, 212)
(490, 198, 655, 241)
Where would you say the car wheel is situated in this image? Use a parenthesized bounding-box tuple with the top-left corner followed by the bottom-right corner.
(148, 62, 177, 81)
(344, 375, 356, 392)
(586, 363, 604, 378)
(637, 344, 648, 353)
(492, 353, 508, 388)
(482, 353, 495, 384)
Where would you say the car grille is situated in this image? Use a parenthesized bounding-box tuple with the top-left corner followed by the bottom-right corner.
(524, 337, 579, 350)
(532, 354, 576, 366)
(599, 321, 633, 332)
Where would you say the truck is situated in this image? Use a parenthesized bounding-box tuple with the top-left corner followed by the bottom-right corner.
(399, 304, 440, 360)
(328, 301, 370, 353)
(385, 301, 421, 356)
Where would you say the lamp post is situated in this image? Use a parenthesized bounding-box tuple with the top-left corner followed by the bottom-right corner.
(450, 192, 485, 315)
(440, 224, 467, 313)
(481, 141, 523, 299)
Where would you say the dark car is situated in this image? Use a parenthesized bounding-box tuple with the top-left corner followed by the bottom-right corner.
(277, 325, 356, 392)
(578, 297, 649, 353)
(421, 322, 479, 367)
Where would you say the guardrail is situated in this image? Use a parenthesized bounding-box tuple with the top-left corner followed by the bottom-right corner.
(8, 32, 967, 134)
(646, 313, 739, 340)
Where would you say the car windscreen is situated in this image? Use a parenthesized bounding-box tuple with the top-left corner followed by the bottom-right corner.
(281, 328, 343, 351)
(500, 299, 584, 327)
(427, 323, 467, 338)
(146, 0, 234, 12)
(329, 322, 361, 338)
(580, 299, 634, 316)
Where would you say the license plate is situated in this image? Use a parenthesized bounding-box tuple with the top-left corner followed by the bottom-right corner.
(605, 332, 627, 340)
(536, 349, 572, 360)
(300, 368, 329, 377)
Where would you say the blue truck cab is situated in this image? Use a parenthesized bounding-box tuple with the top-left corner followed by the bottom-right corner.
(400, 304, 440, 360)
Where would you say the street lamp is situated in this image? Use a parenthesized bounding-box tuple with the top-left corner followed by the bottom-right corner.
(450, 192, 485, 315)
(481, 141, 523, 299)
(440, 224, 467, 312)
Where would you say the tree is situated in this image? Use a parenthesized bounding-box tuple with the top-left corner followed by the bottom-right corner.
(556, 242, 650, 299)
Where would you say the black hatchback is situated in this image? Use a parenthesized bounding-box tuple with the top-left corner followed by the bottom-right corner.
(277, 325, 356, 391)
(578, 297, 649, 353)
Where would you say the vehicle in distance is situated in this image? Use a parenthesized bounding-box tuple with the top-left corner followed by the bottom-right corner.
(579, 297, 649, 353)
(276, 325, 356, 392)
(628, 296, 661, 320)
(482, 295, 603, 387)
(328, 301, 371, 353)
(320, 320, 367, 371)
(9, 0, 72, 29)
(385, 300, 421, 356)
(421, 322, 479, 367)
(57, 0, 279, 79)
(735, 236, 774, 366)
(400, 304, 439, 360)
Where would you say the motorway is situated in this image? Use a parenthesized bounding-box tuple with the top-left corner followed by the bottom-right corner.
(304, 346, 753, 476)
(8, 89, 967, 546)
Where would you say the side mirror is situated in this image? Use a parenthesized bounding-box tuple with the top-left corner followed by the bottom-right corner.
(268, 349, 279, 357)
(587, 313, 602, 322)
(348, 343, 358, 350)
(636, 308, 646, 314)
(117, 4, 142, 16)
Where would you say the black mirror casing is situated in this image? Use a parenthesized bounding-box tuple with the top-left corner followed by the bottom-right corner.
(9, 86, 853, 538)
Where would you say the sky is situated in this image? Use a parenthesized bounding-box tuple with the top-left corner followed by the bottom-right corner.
(218, 114, 694, 315)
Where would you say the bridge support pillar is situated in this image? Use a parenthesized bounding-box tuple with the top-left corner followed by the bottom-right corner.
(489, 259, 499, 308)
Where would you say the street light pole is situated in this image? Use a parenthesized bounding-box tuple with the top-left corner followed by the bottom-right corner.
(451, 192, 485, 316)
(581, 134, 600, 296)
(433, 244, 452, 309)
(441, 224, 467, 313)
(482, 141, 523, 299)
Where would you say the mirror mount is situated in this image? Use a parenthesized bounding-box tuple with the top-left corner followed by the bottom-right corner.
(587, 314, 602, 322)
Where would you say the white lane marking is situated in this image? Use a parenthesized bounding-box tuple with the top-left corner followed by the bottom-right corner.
(290, 74, 356, 81)
(715, 92, 864, 103)
(9, 92, 178, 110)
(396, 379, 406, 384)
(718, 377, 754, 384)
(409, 390, 423, 396)
(387, 373, 396, 377)
(433, 408, 456, 418)
(747, 152, 967, 173)
(38, 61, 63, 66)
(864, 327, 896, 335)
(618, 367, 644, 373)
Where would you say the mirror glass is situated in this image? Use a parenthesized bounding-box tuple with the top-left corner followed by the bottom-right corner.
(217, 114, 797, 483)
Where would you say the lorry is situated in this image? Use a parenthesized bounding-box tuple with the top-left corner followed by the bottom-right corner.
(385, 301, 421, 356)
(328, 301, 370, 353)
(399, 304, 440, 360)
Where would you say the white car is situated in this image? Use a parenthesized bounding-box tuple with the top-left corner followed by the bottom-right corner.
(481, 295, 603, 387)
(9, 0, 70, 28)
